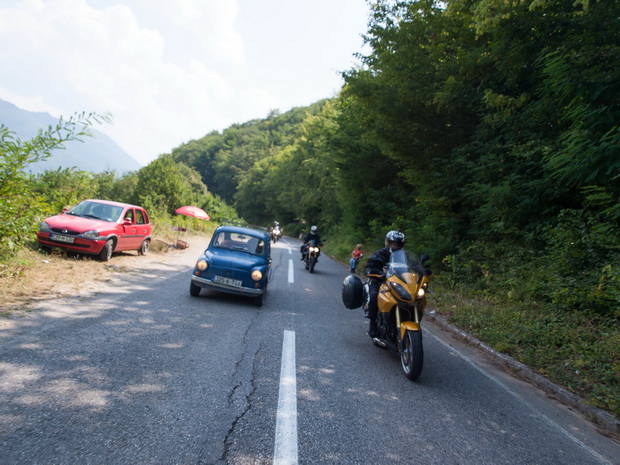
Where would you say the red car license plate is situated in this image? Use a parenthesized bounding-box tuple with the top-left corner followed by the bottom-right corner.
(50, 234, 75, 244)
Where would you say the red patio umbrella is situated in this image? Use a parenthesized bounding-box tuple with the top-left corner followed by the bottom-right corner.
(175, 205, 211, 220)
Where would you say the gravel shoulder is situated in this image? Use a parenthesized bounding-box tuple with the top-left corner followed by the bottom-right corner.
(0, 234, 209, 324)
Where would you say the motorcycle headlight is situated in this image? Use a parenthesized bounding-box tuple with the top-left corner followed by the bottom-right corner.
(251, 270, 263, 281)
(389, 282, 412, 301)
(196, 260, 208, 271)
(83, 229, 100, 238)
(39, 221, 51, 231)
(417, 282, 428, 298)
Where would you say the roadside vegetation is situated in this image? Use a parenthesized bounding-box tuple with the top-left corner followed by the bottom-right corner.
(1, 0, 617, 419)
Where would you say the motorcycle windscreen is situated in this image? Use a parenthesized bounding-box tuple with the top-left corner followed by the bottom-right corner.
(388, 249, 425, 283)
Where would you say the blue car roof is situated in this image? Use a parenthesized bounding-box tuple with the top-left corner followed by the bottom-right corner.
(215, 225, 270, 240)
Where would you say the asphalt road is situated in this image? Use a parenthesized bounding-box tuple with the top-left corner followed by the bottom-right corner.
(1, 237, 618, 465)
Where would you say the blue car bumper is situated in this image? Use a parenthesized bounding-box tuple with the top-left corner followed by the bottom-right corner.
(191, 274, 265, 297)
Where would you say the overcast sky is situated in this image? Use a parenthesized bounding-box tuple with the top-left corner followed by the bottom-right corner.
(0, 0, 370, 165)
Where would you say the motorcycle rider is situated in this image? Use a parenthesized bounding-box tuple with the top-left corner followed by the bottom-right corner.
(364, 230, 405, 337)
(271, 220, 282, 238)
(300, 225, 322, 261)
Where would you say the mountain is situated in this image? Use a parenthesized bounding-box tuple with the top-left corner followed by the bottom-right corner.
(0, 99, 142, 174)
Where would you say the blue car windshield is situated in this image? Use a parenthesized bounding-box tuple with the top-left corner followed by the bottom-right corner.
(212, 232, 266, 256)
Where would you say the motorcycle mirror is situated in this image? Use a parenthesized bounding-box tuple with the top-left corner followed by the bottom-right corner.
(420, 253, 430, 263)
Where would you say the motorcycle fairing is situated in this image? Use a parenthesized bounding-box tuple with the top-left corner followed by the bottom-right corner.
(377, 284, 397, 313)
(378, 277, 419, 310)
(306, 239, 321, 257)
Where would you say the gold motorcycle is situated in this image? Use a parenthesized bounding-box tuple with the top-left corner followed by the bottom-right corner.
(343, 249, 431, 380)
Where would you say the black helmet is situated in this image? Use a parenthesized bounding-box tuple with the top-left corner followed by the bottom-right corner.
(385, 230, 405, 248)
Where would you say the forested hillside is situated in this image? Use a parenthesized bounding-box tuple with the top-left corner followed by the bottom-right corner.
(170, 0, 619, 416)
(173, 0, 618, 312)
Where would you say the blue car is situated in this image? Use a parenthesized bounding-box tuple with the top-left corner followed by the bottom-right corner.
(190, 225, 272, 306)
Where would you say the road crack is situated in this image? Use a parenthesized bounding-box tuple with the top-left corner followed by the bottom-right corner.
(199, 309, 263, 465)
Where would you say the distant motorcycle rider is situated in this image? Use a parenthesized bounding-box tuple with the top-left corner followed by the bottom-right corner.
(364, 230, 405, 337)
(300, 225, 322, 261)
(271, 221, 282, 240)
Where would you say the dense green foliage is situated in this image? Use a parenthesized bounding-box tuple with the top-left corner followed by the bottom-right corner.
(338, 0, 619, 297)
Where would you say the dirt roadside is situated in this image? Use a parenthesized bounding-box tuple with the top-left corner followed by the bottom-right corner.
(0, 234, 209, 318)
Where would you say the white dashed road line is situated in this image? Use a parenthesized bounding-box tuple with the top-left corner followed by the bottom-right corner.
(273, 330, 298, 465)
(288, 259, 294, 284)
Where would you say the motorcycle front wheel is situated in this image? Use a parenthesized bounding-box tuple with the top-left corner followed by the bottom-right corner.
(309, 257, 316, 273)
(401, 330, 423, 381)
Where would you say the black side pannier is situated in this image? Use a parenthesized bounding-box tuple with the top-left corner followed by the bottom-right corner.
(342, 274, 364, 309)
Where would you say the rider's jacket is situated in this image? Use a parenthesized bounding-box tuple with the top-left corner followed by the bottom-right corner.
(365, 247, 391, 277)
(303, 232, 322, 245)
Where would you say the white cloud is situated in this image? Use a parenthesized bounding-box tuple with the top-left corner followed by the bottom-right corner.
(0, 0, 247, 164)
(125, 0, 245, 65)
(0, 0, 369, 165)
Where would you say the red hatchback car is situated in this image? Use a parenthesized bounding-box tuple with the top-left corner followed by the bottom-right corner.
(37, 199, 152, 261)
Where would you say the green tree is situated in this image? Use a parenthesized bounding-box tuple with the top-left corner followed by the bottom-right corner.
(0, 112, 107, 255)
(233, 101, 343, 231)
(105, 171, 139, 205)
(134, 154, 201, 218)
(34, 168, 98, 213)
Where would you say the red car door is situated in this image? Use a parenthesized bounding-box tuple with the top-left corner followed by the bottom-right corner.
(132, 208, 151, 247)
(134, 208, 150, 238)
(119, 208, 140, 250)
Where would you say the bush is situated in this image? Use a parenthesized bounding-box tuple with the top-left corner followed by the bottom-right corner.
(543, 209, 620, 317)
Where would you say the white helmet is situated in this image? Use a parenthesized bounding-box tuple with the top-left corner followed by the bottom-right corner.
(385, 230, 405, 248)
(310, 225, 318, 233)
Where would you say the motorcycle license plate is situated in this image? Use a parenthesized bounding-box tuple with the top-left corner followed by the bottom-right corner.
(50, 234, 74, 244)
(215, 275, 242, 287)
